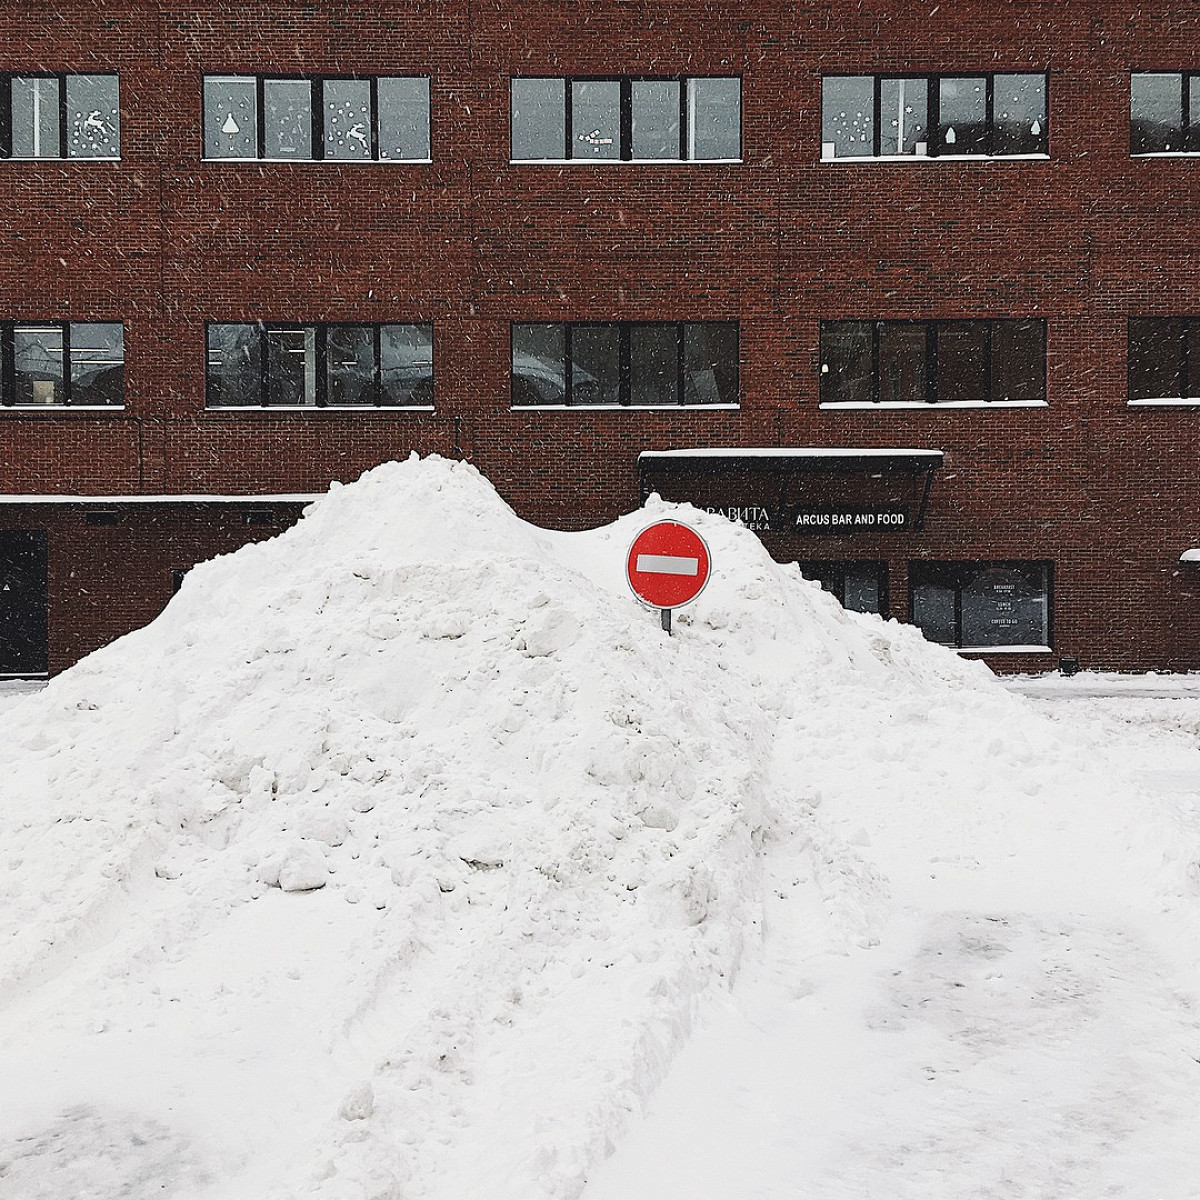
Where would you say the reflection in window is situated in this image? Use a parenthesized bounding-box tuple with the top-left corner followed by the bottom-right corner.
(202, 76, 430, 161)
(511, 77, 741, 161)
(205, 323, 434, 407)
(511, 322, 739, 406)
(820, 319, 1046, 404)
(3, 322, 123, 406)
(911, 562, 1051, 650)
(632, 80, 681, 159)
(799, 561, 888, 615)
(6, 74, 120, 159)
(1130, 73, 1200, 154)
(822, 73, 1046, 158)
(1127, 317, 1200, 400)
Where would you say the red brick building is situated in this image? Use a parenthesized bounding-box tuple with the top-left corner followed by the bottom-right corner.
(1, 1, 1199, 674)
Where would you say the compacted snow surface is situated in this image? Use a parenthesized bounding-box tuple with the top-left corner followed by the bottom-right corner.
(1, 456, 1199, 1199)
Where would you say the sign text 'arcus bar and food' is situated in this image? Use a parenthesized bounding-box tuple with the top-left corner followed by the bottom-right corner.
(792, 507, 910, 533)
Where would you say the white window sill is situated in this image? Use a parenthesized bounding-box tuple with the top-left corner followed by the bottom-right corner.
(201, 157, 432, 165)
(820, 400, 1047, 410)
(820, 153, 1049, 164)
(1131, 151, 1200, 158)
(7, 156, 121, 163)
(508, 158, 742, 166)
(205, 405, 435, 413)
(512, 403, 740, 412)
(0, 405, 125, 413)
(958, 645, 1053, 655)
(1127, 397, 1200, 406)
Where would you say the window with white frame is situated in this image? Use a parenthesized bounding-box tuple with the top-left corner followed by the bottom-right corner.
(1130, 73, 1200, 154)
(1, 322, 124, 406)
(2, 74, 120, 159)
(202, 76, 430, 161)
(511, 322, 739, 407)
(206, 323, 433, 407)
(819, 319, 1046, 405)
(821, 73, 1047, 160)
(510, 77, 741, 161)
(910, 562, 1051, 651)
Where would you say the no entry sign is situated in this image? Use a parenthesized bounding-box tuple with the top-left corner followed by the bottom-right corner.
(626, 520, 712, 611)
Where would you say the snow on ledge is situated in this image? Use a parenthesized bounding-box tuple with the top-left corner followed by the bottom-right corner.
(1179, 549, 1200, 563)
(821, 400, 1048, 411)
(0, 493, 322, 505)
(958, 644, 1054, 655)
(639, 447, 943, 459)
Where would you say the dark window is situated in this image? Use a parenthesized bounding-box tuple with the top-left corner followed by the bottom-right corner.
(819, 319, 1046, 405)
(511, 322, 739, 406)
(511, 77, 741, 161)
(2, 322, 124, 406)
(799, 561, 888, 615)
(203, 76, 430, 161)
(910, 562, 1051, 650)
(4, 74, 120, 159)
(822, 74, 1046, 159)
(0, 531, 48, 675)
(1130, 73, 1200, 154)
(819, 322, 873, 403)
(205, 323, 433, 408)
(1127, 317, 1200, 400)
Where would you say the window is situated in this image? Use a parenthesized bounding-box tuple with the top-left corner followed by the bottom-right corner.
(511, 322, 739, 406)
(1130, 73, 1200, 154)
(1127, 318, 1200, 401)
(205, 323, 433, 408)
(819, 319, 1045, 406)
(511, 77, 741, 161)
(910, 562, 1051, 651)
(2, 74, 120, 159)
(202, 76, 430, 161)
(800, 561, 888, 615)
(0, 322, 124, 406)
(821, 74, 1047, 159)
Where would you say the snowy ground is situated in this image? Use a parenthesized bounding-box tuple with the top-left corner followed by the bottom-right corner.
(582, 678, 1200, 1200)
(1, 457, 1199, 1200)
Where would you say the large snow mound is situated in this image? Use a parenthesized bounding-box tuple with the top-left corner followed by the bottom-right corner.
(0, 456, 1185, 1200)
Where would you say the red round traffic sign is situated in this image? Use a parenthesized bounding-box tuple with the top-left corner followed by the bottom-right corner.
(626, 520, 712, 610)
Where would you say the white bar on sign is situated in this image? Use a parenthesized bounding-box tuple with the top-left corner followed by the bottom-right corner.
(637, 554, 699, 576)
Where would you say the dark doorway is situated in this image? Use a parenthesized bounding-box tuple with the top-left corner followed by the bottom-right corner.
(0, 531, 48, 675)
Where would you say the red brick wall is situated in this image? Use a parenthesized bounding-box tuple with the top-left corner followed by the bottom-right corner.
(0, 1, 1199, 671)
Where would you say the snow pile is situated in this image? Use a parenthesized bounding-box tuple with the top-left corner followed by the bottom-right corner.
(0, 455, 1188, 1200)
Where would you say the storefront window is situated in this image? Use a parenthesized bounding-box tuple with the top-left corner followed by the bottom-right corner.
(910, 562, 1051, 650)
(800, 561, 888, 615)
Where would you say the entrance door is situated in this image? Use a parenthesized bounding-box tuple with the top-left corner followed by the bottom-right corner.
(0, 532, 48, 675)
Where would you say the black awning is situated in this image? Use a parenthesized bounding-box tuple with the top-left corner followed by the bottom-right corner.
(638, 447, 944, 533)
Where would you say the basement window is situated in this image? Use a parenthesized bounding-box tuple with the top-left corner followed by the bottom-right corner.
(910, 562, 1052, 651)
(511, 322, 739, 407)
(206, 322, 433, 408)
(3, 74, 120, 159)
(511, 76, 741, 161)
(203, 76, 430, 161)
(821, 73, 1047, 160)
